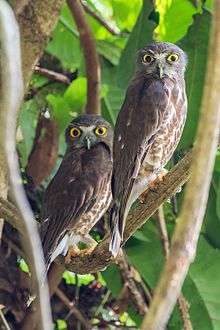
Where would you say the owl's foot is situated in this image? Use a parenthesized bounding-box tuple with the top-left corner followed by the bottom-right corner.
(65, 235, 97, 262)
(65, 245, 81, 264)
(139, 169, 168, 203)
(78, 235, 98, 256)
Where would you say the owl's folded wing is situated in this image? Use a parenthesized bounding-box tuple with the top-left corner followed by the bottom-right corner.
(40, 149, 109, 267)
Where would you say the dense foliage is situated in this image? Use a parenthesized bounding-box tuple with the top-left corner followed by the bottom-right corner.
(10, 0, 220, 329)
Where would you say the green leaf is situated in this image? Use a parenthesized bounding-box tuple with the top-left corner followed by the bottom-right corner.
(17, 100, 39, 167)
(18, 258, 30, 274)
(203, 186, 220, 249)
(155, 0, 200, 42)
(64, 77, 87, 110)
(46, 22, 81, 70)
(112, 0, 142, 32)
(56, 319, 67, 330)
(63, 271, 95, 286)
(117, 0, 156, 88)
(47, 94, 73, 133)
(188, 237, 220, 329)
(126, 221, 164, 287)
(97, 40, 122, 66)
(214, 151, 220, 173)
(102, 265, 122, 297)
(178, 9, 211, 149)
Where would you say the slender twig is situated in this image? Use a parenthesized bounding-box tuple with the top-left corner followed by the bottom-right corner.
(116, 252, 148, 315)
(0, 309, 11, 330)
(155, 206, 192, 330)
(55, 288, 91, 330)
(81, 1, 123, 37)
(94, 290, 111, 317)
(141, 1, 220, 328)
(34, 66, 71, 85)
(67, 0, 101, 115)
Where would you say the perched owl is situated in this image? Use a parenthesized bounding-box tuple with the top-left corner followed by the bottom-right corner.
(110, 42, 188, 257)
(40, 114, 113, 271)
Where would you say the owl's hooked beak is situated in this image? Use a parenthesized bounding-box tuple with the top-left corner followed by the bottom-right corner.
(156, 63, 164, 79)
(84, 136, 91, 150)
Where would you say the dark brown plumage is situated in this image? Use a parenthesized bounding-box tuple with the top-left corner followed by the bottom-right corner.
(110, 42, 188, 257)
(40, 115, 113, 271)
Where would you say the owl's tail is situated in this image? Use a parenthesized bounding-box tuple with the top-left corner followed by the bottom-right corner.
(109, 203, 123, 258)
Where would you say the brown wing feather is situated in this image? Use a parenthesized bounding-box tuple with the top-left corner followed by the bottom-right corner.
(110, 75, 173, 256)
(40, 144, 112, 265)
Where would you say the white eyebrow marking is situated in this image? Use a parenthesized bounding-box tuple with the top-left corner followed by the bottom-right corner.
(78, 125, 95, 132)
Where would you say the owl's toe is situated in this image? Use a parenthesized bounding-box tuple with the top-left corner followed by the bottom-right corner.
(65, 245, 81, 264)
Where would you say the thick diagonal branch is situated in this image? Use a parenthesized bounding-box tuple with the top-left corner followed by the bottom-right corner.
(0, 151, 192, 280)
(141, 1, 220, 329)
(67, 0, 101, 115)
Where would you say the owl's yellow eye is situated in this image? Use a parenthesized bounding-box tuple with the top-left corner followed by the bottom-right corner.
(167, 53, 179, 62)
(142, 54, 153, 63)
(70, 127, 81, 138)
(95, 126, 107, 136)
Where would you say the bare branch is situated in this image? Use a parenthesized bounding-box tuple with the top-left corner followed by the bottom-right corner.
(0, 309, 10, 330)
(81, 1, 123, 37)
(34, 66, 71, 85)
(141, 1, 220, 328)
(116, 252, 148, 315)
(67, 0, 101, 115)
(55, 288, 92, 330)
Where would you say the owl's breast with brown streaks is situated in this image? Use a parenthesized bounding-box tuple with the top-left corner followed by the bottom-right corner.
(142, 82, 187, 170)
(73, 181, 112, 236)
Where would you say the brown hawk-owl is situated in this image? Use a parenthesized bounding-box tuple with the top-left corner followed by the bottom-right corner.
(110, 42, 188, 257)
(40, 114, 113, 271)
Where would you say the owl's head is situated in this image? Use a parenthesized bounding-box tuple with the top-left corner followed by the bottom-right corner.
(65, 114, 113, 151)
(136, 42, 187, 79)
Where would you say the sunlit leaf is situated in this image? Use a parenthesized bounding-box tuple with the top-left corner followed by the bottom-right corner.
(117, 0, 156, 88)
(178, 9, 211, 149)
(155, 0, 200, 42)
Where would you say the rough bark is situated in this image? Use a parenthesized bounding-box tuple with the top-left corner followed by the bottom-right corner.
(14, 0, 64, 86)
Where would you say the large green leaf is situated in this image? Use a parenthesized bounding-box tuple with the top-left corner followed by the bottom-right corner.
(178, 10, 211, 149)
(117, 0, 156, 88)
(188, 238, 220, 329)
(112, 0, 142, 32)
(125, 220, 220, 329)
(204, 184, 220, 249)
(155, 0, 200, 42)
(17, 100, 40, 167)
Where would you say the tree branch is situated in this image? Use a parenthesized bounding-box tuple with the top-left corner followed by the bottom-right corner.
(81, 1, 123, 37)
(0, 2, 52, 329)
(15, 0, 65, 87)
(55, 288, 91, 330)
(34, 66, 71, 85)
(141, 1, 220, 328)
(67, 0, 101, 115)
(116, 252, 148, 315)
(0, 150, 192, 278)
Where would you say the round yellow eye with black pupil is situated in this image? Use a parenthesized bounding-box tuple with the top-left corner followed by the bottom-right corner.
(167, 53, 179, 62)
(70, 127, 81, 138)
(95, 126, 107, 136)
(143, 54, 153, 63)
